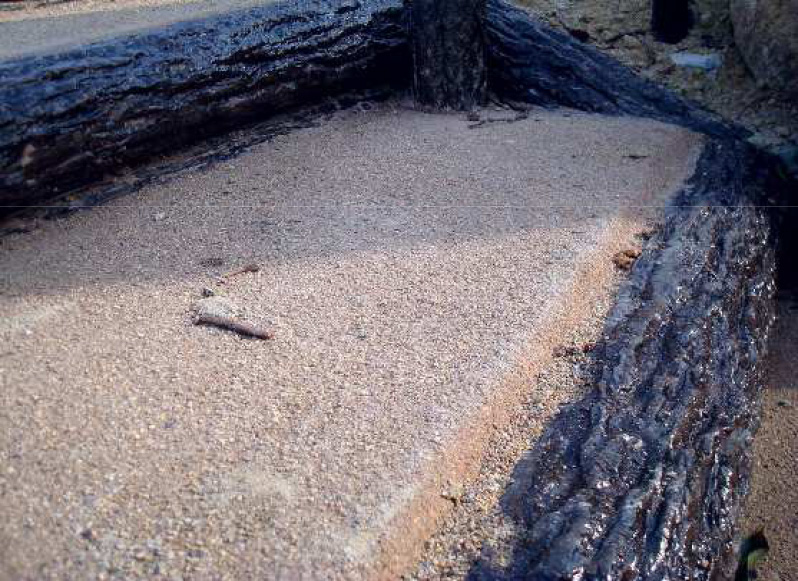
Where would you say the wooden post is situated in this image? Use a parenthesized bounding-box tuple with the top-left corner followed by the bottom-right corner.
(409, 0, 487, 110)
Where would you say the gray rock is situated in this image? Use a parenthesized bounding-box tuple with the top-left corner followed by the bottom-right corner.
(193, 296, 239, 320)
(747, 132, 783, 150)
(732, 0, 798, 100)
(669, 51, 722, 71)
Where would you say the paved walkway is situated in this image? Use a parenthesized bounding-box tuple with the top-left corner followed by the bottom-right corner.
(0, 106, 700, 579)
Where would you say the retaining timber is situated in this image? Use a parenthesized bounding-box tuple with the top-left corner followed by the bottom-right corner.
(0, 1, 789, 576)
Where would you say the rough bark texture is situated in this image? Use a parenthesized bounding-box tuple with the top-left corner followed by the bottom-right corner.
(467, 139, 781, 581)
(410, 0, 487, 110)
(652, 0, 691, 43)
(0, 0, 408, 215)
(1, 0, 750, 214)
(0, 1, 787, 576)
(484, 0, 740, 139)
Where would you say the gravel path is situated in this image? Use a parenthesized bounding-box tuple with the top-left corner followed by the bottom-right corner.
(0, 105, 700, 579)
(0, 0, 277, 59)
(409, 283, 615, 580)
(740, 297, 798, 581)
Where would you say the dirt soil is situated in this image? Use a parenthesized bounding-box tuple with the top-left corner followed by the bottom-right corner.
(408, 295, 611, 579)
(0, 0, 278, 59)
(0, 0, 265, 22)
(518, 0, 798, 159)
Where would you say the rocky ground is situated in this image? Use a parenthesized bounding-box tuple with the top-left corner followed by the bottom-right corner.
(518, 0, 798, 172)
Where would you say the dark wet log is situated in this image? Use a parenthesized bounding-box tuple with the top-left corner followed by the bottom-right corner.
(409, 0, 487, 110)
(2, 0, 749, 216)
(652, 0, 691, 44)
(485, 0, 739, 139)
(0, 0, 409, 215)
(0, 0, 787, 574)
(469, 140, 781, 580)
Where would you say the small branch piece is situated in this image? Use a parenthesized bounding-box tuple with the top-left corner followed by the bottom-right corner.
(223, 263, 260, 279)
(194, 314, 274, 340)
(468, 111, 529, 129)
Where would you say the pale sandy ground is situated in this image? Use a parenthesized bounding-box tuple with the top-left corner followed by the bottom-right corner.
(0, 105, 701, 580)
(0, 0, 278, 59)
(409, 276, 616, 579)
(740, 297, 798, 581)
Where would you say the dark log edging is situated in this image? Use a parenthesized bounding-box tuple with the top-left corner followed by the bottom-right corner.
(0, 0, 409, 214)
(0, 89, 392, 235)
(485, 0, 741, 140)
(409, 0, 487, 110)
(1, 0, 753, 216)
(467, 139, 782, 580)
(0, 3, 787, 575)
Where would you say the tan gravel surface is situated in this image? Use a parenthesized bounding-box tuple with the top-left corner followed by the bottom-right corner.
(0, 0, 278, 59)
(0, 105, 700, 580)
(409, 285, 615, 580)
(740, 297, 798, 581)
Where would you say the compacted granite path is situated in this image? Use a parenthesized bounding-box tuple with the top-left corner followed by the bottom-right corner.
(0, 0, 279, 59)
(0, 105, 701, 579)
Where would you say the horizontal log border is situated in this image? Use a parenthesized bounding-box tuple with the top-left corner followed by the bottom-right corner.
(1, 0, 748, 216)
(0, 0, 409, 213)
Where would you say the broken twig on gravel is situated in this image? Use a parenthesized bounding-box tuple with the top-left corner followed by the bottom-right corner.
(468, 112, 529, 129)
(223, 263, 260, 279)
(194, 314, 273, 340)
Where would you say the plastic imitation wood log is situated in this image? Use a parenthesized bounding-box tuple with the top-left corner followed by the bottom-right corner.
(1, 0, 750, 215)
(484, 0, 739, 139)
(0, 0, 409, 215)
(467, 139, 781, 580)
(409, 0, 487, 110)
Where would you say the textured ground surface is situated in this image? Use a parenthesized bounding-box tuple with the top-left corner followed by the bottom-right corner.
(0, 105, 700, 579)
(740, 297, 798, 581)
(517, 0, 797, 163)
(0, 0, 278, 58)
(409, 290, 612, 580)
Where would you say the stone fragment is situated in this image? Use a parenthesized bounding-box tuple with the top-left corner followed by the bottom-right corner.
(732, 0, 798, 100)
(669, 52, 722, 71)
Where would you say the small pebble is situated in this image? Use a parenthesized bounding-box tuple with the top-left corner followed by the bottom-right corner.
(441, 483, 465, 504)
(193, 296, 239, 319)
